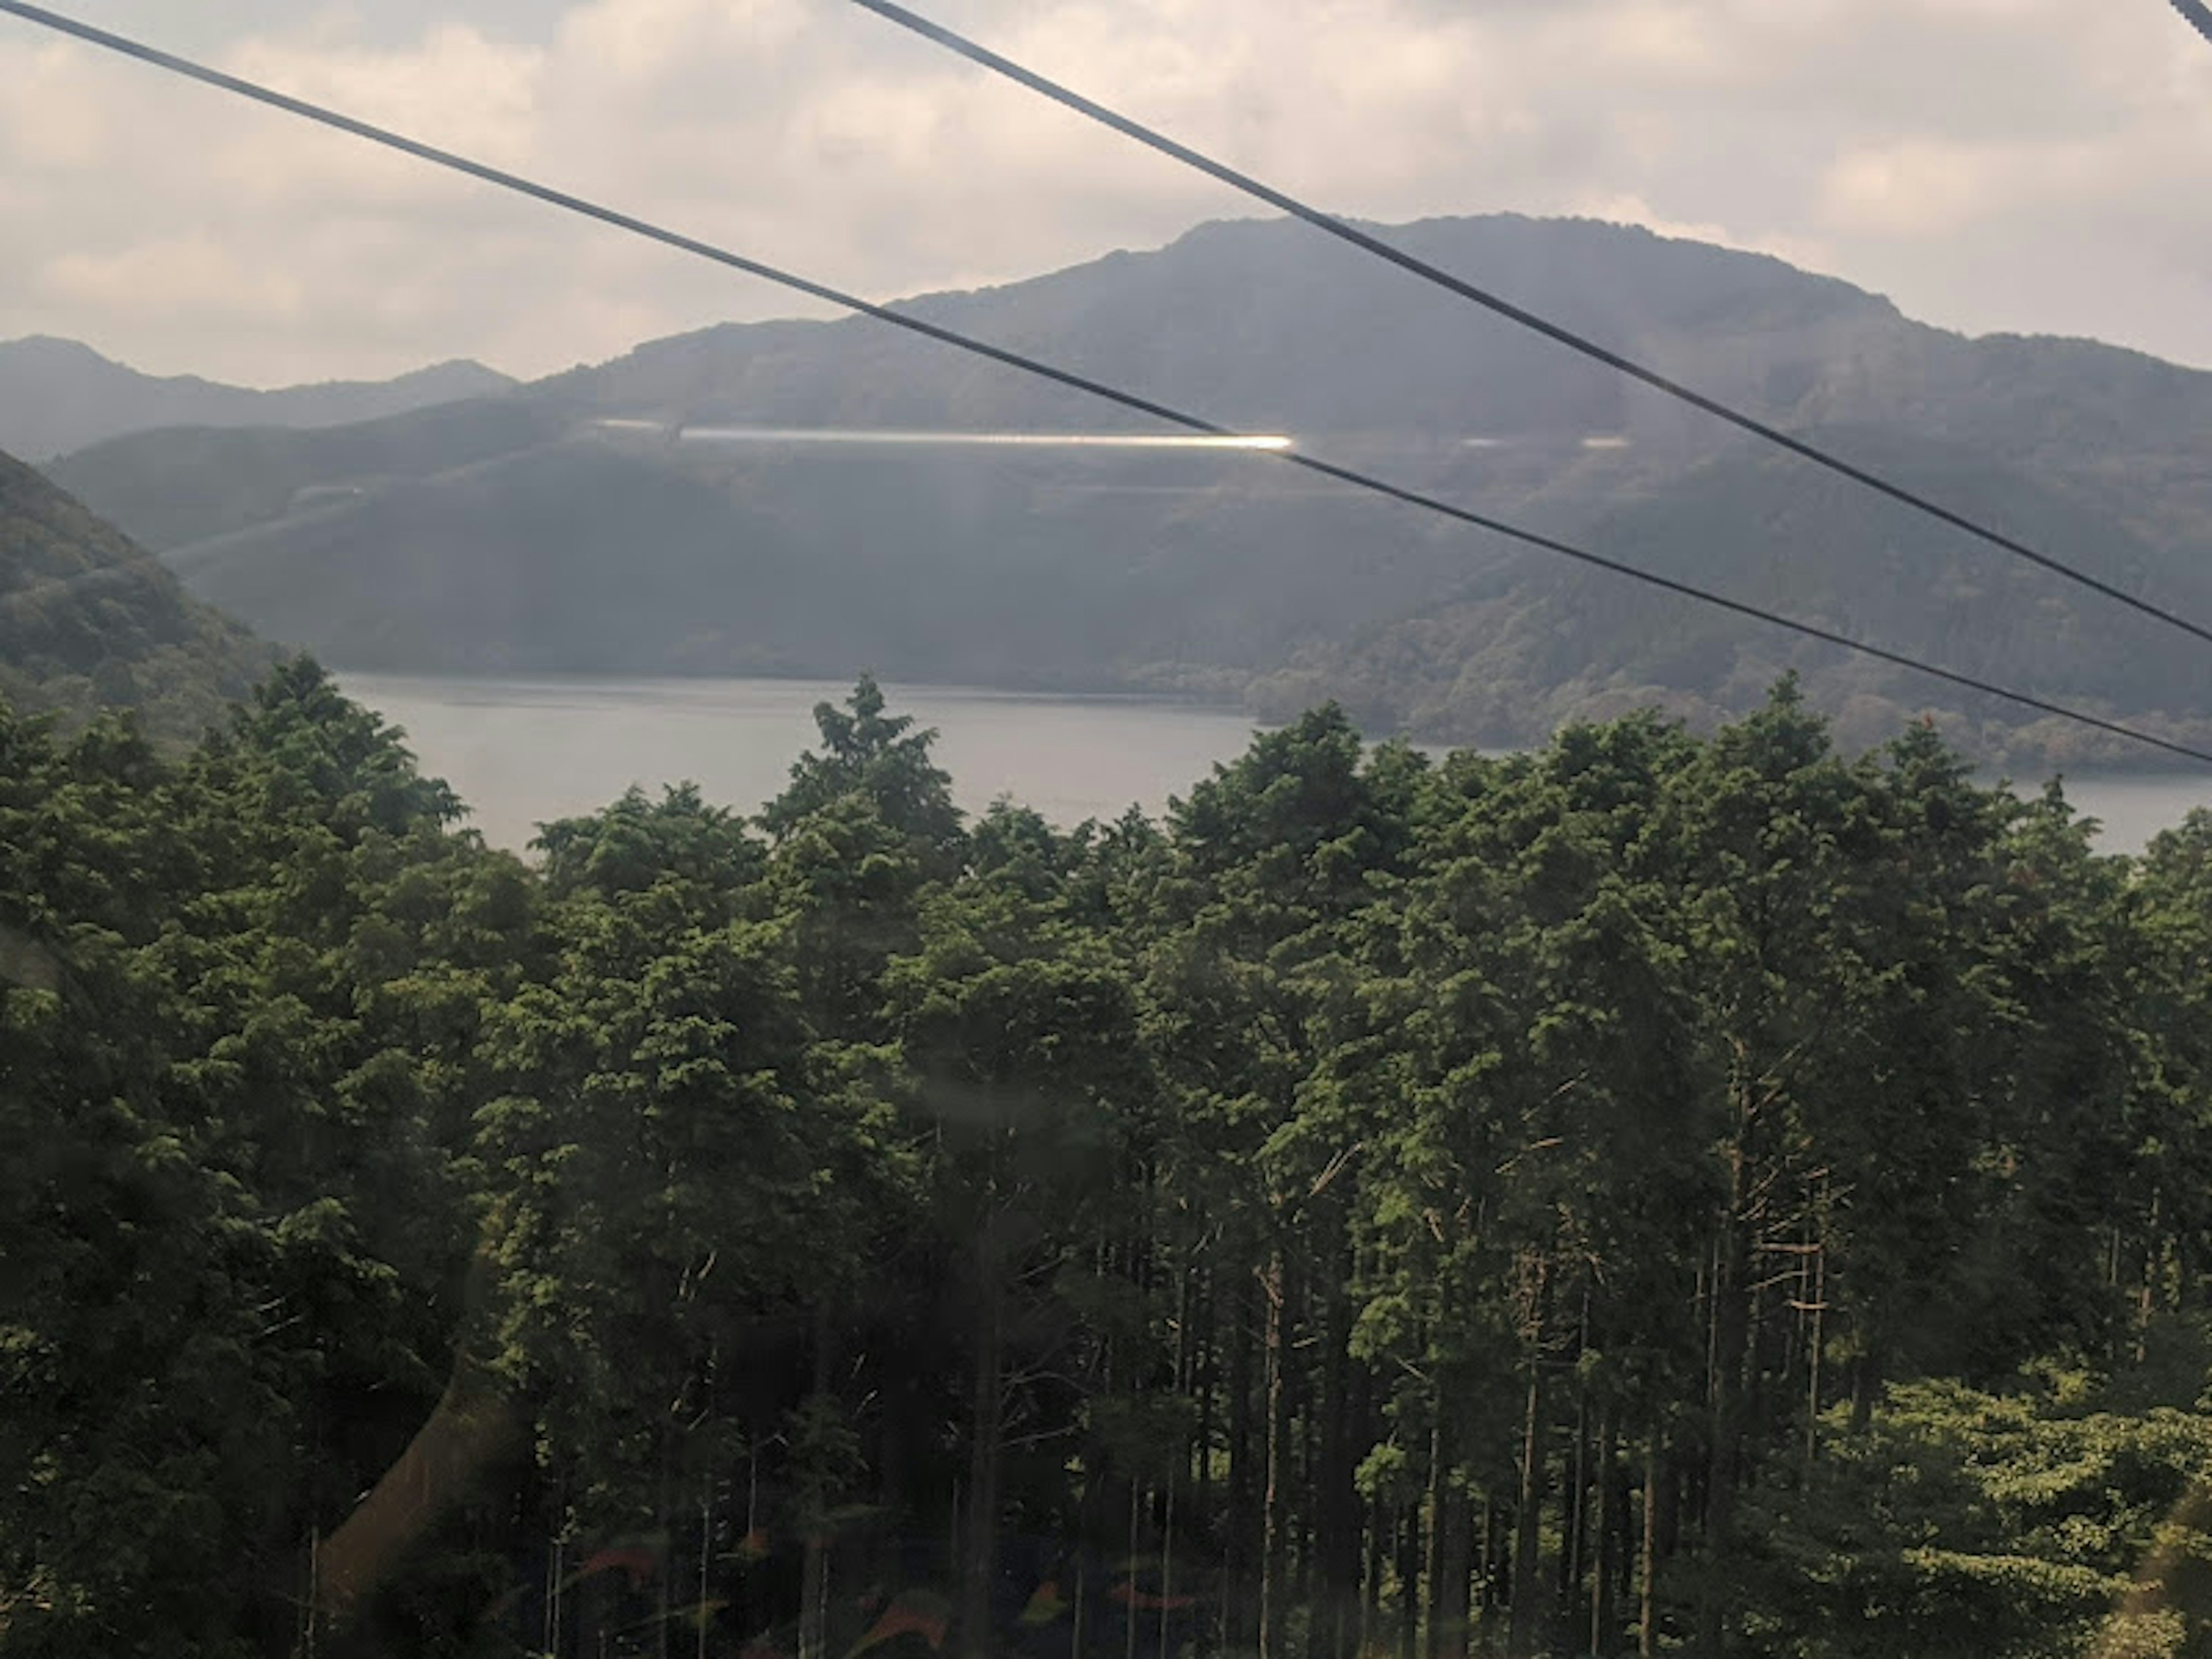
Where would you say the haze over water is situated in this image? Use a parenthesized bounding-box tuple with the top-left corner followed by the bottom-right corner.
(343, 672, 2212, 855)
(344, 672, 1267, 849)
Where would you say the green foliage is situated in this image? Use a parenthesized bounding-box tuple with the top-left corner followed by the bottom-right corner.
(1738, 1380, 2212, 1659)
(0, 660, 513, 1657)
(760, 673, 962, 868)
(11, 666, 2212, 1659)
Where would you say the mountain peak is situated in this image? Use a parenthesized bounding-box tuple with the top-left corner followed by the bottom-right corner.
(36, 209, 2212, 771)
(1, 334, 116, 366)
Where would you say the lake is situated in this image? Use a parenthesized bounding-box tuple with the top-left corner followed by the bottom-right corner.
(340, 672, 2212, 855)
(342, 672, 1267, 850)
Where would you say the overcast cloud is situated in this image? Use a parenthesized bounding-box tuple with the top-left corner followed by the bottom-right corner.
(2, 0, 2209, 387)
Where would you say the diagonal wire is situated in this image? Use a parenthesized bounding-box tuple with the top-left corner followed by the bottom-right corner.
(2, 0, 2207, 767)
(850, 0, 2212, 657)
(2172, 0, 2212, 44)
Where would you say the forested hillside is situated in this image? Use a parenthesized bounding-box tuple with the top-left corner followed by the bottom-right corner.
(0, 447, 274, 745)
(44, 214, 2212, 767)
(11, 661, 2212, 1659)
(1249, 430, 2212, 767)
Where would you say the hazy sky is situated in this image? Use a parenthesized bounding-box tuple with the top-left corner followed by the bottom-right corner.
(3, 0, 2210, 387)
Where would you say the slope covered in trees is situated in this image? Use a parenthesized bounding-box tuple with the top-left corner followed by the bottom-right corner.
(40, 213, 2212, 765)
(0, 446, 274, 746)
(1248, 430, 2212, 767)
(9, 663, 2212, 1659)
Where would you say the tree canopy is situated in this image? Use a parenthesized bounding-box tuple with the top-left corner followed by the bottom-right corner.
(8, 665, 2212, 1659)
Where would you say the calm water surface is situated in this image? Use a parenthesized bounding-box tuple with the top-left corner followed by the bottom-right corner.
(341, 673, 2211, 854)
(342, 672, 1268, 850)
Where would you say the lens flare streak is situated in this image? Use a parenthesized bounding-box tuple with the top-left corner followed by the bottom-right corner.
(656, 425, 1293, 452)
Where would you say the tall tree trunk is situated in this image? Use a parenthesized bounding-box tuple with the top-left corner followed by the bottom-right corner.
(1423, 1414, 1471, 1659)
(1309, 1267, 1359, 1659)
(547, 1530, 565, 1659)
(1508, 1363, 1548, 1658)
(1196, 1268, 1217, 1540)
(960, 1223, 1006, 1659)
(1559, 1287, 1592, 1626)
(1638, 1430, 1661, 1659)
(1395, 1503, 1422, 1659)
(1294, 1398, 1315, 1637)
(1589, 1399, 1618, 1658)
(697, 1495, 713, 1659)
(1433, 1480, 1472, 1659)
(581, 1556, 617, 1659)
(1700, 1103, 1756, 1659)
(1164, 1260, 1191, 1659)
(1259, 1248, 1290, 1659)
(1472, 1497, 1490, 1616)
(1423, 1420, 1448, 1659)
(656, 1445, 675, 1659)
(1161, 1474, 1180, 1659)
(1228, 1265, 1259, 1656)
(1805, 1240, 1825, 1478)
(1128, 1482, 1143, 1659)
(1561, 1381, 1590, 1615)
(1613, 1444, 1634, 1613)
(801, 1310, 835, 1659)
(1361, 1499, 1385, 1659)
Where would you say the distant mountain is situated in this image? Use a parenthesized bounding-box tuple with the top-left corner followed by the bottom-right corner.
(43, 214, 2212, 766)
(1248, 431, 2212, 770)
(0, 335, 516, 461)
(0, 446, 274, 745)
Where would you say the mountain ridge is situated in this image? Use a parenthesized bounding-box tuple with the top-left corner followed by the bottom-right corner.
(39, 211, 2212, 768)
(0, 335, 517, 461)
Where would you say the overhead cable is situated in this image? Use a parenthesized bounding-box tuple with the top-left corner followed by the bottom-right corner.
(2172, 0, 2212, 44)
(3, 0, 2207, 767)
(850, 0, 2212, 657)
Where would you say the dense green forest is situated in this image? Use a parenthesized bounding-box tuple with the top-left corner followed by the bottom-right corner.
(9, 662, 2212, 1659)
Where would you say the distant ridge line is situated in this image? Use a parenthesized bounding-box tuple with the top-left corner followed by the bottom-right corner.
(850, 0, 2212, 657)
(5, 0, 2209, 766)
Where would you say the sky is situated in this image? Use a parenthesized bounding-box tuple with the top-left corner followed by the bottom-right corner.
(2, 0, 2210, 388)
